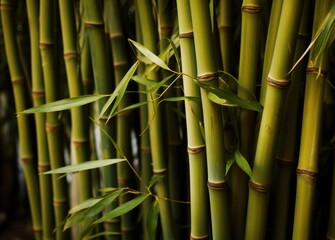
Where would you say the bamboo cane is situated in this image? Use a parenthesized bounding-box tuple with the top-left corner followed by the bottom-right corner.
(176, 0, 209, 238)
(244, 0, 304, 238)
(25, 0, 55, 239)
(292, 0, 331, 238)
(0, 1, 42, 239)
(189, 0, 231, 238)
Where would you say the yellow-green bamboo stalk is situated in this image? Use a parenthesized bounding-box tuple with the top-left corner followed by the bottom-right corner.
(176, 0, 209, 238)
(39, 0, 70, 239)
(25, 0, 54, 239)
(292, 0, 331, 238)
(83, 0, 120, 237)
(136, 0, 176, 239)
(0, 1, 42, 239)
(105, 0, 137, 239)
(271, 1, 310, 238)
(230, 1, 261, 239)
(189, 0, 231, 239)
(259, 0, 283, 104)
(327, 153, 335, 239)
(244, 0, 304, 239)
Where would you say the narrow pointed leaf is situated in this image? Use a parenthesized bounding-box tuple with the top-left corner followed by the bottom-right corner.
(146, 200, 160, 240)
(235, 149, 252, 177)
(69, 198, 102, 214)
(44, 159, 126, 174)
(148, 174, 164, 189)
(208, 92, 239, 107)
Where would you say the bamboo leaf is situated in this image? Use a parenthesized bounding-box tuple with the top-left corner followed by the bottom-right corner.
(148, 74, 175, 92)
(208, 92, 239, 107)
(20, 94, 107, 114)
(44, 159, 126, 174)
(196, 81, 263, 112)
(148, 174, 164, 189)
(69, 198, 102, 214)
(146, 200, 160, 240)
(94, 194, 150, 223)
(225, 151, 235, 175)
(132, 75, 158, 87)
(129, 39, 171, 71)
(64, 209, 87, 230)
(99, 61, 139, 119)
(235, 149, 252, 177)
(112, 101, 150, 117)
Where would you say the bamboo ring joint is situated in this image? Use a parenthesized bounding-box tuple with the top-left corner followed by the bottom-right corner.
(53, 198, 68, 207)
(45, 123, 62, 132)
(64, 52, 79, 60)
(187, 144, 206, 154)
(296, 168, 318, 179)
(38, 163, 51, 173)
(275, 157, 295, 168)
(207, 180, 228, 190)
(241, 4, 262, 13)
(85, 21, 104, 28)
(11, 77, 24, 86)
(32, 90, 45, 98)
(0, 3, 13, 11)
(190, 234, 209, 240)
(153, 168, 167, 174)
(198, 72, 219, 82)
(306, 66, 327, 78)
(109, 32, 124, 39)
(248, 180, 271, 193)
(266, 76, 290, 89)
(179, 31, 194, 39)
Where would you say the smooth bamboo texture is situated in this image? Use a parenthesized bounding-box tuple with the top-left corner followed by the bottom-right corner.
(25, 0, 55, 239)
(244, 0, 304, 239)
(105, 0, 136, 239)
(176, 0, 209, 238)
(231, 1, 261, 239)
(292, 0, 331, 238)
(39, 1, 70, 239)
(0, 1, 42, 239)
(136, 0, 177, 239)
(271, 1, 310, 238)
(189, 0, 231, 239)
(83, 0, 120, 237)
(327, 156, 335, 239)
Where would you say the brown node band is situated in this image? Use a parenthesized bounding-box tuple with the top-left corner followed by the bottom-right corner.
(190, 234, 209, 240)
(153, 168, 167, 174)
(109, 32, 124, 39)
(85, 21, 104, 28)
(73, 139, 89, 147)
(296, 168, 318, 179)
(160, 26, 173, 35)
(275, 156, 295, 168)
(11, 77, 24, 85)
(33, 228, 43, 233)
(38, 163, 51, 172)
(248, 180, 271, 193)
(267, 76, 290, 88)
(306, 66, 327, 78)
(114, 61, 128, 69)
(0, 3, 13, 10)
(53, 198, 67, 207)
(64, 52, 79, 60)
(188, 144, 206, 154)
(241, 4, 262, 13)
(179, 31, 194, 39)
(21, 157, 33, 164)
(219, 25, 233, 31)
(140, 146, 151, 154)
(39, 42, 54, 49)
(198, 72, 219, 82)
(45, 123, 61, 132)
(207, 180, 228, 190)
(32, 90, 45, 98)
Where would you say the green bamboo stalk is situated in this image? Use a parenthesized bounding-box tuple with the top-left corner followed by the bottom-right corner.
(271, 1, 310, 238)
(39, 0, 70, 239)
(25, 0, 55, 239)
(292, 0, 331, 238)
(105, 0, 137, 239)
(83, 0, 120, 237)
(244, 0, 304, 238)
(230, 1, 261, 239)
(176, 0, 209, 238)
(189, 0, 231, 239)
(327, 154, 335, 239)
(136, 0, 176, 239)
(259, 0, 283, 104)
(0, 1, 42, 239)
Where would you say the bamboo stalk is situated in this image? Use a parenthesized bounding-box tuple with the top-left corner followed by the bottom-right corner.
(271, 1, 310, 238)
(244, 0, 304, 238)
(292, 1, 331, 238)
(189, 0, 231, 238)
(0, 2, 42, 239)
(39, 0, 70, 239)
(136, 0, 177, 239)
(25, 0, 55, 239)
(176, 0, 209, 238)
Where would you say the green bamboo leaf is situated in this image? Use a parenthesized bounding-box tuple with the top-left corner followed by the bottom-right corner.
(94, 194, 150, 223)
(112, 101, 150, 117)
(146, 200, 160, 240)
(129, 39, 171, 71)
(44, 159, 126, 174)
(225, 151, 235, 175)
(165, 37, 181, 72)
(20, 94, 107, 114)
(148, 174, 164, 189)
(69, 198, 102, 214)
(149, 74, 175, 93)
(235, 149, 252, 177)
(64, 209, 87, 230)
(208, 92, 239, 107)
(99, 61, 139, 119)
(132, 75, 158, 87)
(196, 81, 263, 112)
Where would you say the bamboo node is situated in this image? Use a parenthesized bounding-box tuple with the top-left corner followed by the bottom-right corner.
(296, 168, 318, 179)
(39, 42, 54, 49)
(45, 122, 62, 132)
(179, 31, 194, 39)
(140, 146, 151, 154)
(275, 156, 295, 168)
(32, 90, 45, 99)
(190, 234, 209, 240)
(187, 144, 206, 154)
(306, 66, 327, 78)
(104, 219, 121, 225)
(207, 180, 228, 190)
(53, 198, 68, 207)
(198, 72, 219, 82)
(153, 168, 167, 174)
(266, 76, 290, 88)
(219, 25, 233, 31)
(0, 3, 14, 11)
(241, 4, 262, 13)
(33, 227, 43, 233)
(38, 163, 51, 173)
(113, 61, 129, 69)
(21, 156, 34, 164)
(160, 26, 173, 36)
(109, 32, 124, 39)
(11, 77, 24, 85)
(85, 21, 104, 28)
(248, 180, 271, 193)
(72, 139, 89, 147)
(64, 52, 79, 60)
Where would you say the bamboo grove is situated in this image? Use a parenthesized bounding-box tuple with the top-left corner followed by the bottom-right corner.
(1, 0, 335, 239)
